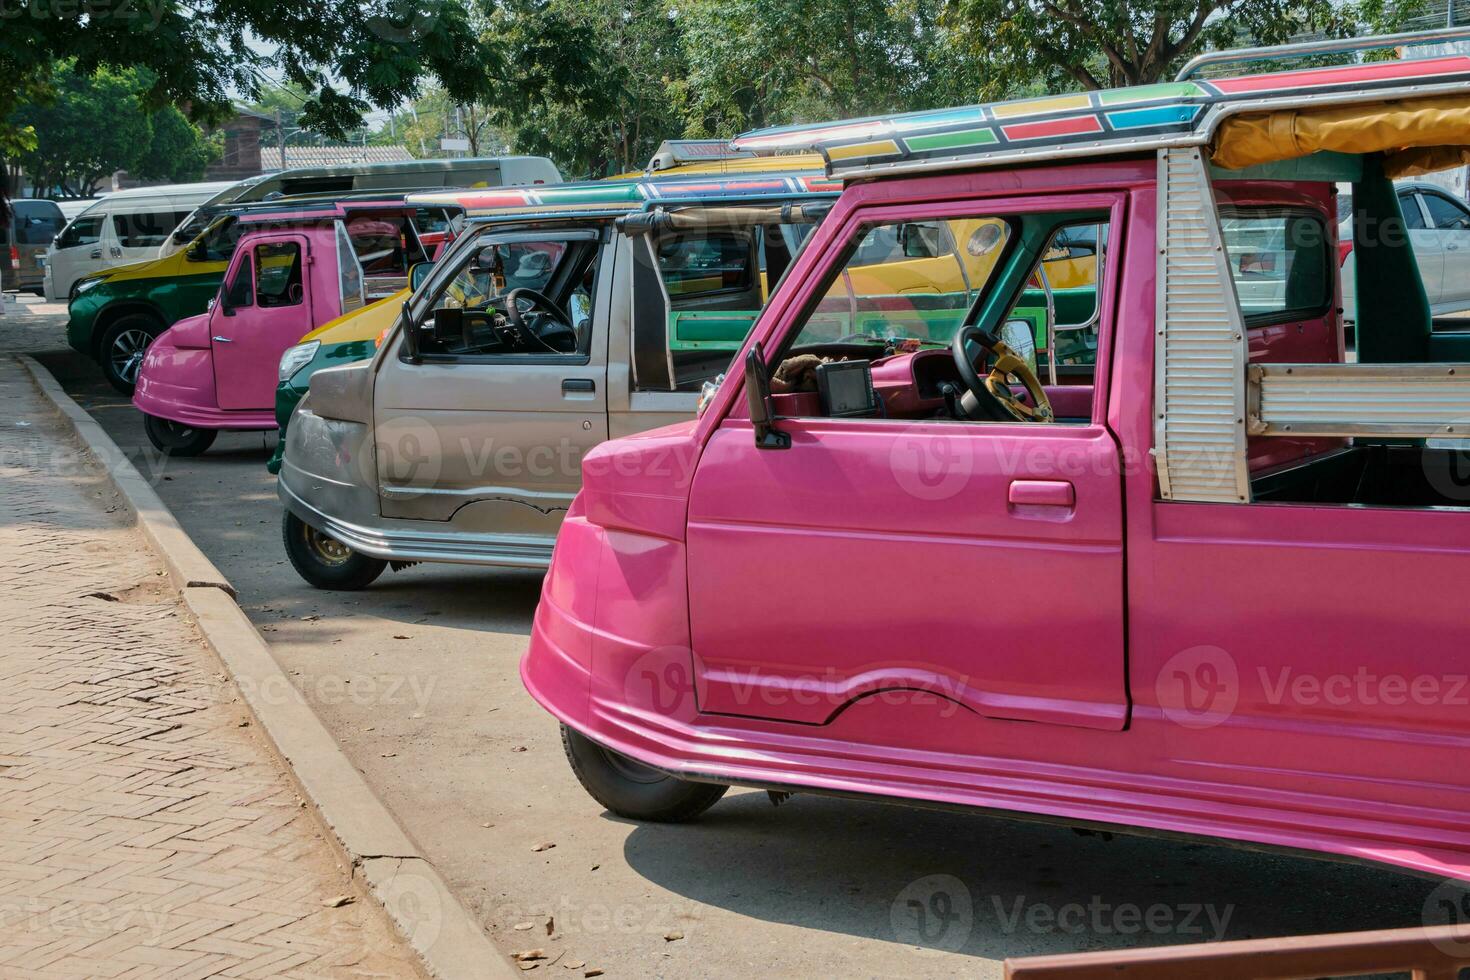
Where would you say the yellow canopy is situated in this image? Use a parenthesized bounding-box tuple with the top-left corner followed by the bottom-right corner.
(1210, 93, 1470, 178)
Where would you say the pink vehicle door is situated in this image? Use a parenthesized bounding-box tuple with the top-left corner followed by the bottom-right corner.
(686, 194, 1128, 730)
(212, 235, 316, 411)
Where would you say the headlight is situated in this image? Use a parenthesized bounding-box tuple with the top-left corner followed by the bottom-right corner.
(73, 277, 104, 297)
(278, 341, 320, 383)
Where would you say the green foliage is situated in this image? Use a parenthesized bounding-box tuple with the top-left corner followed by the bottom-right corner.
(0, 0, 496, 151)
(10, 63, 218, 195)
(942, 0, 1430, 90)
(481, 0, 686, 178)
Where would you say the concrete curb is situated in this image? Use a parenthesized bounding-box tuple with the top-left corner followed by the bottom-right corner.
(19, 355, 517, 980)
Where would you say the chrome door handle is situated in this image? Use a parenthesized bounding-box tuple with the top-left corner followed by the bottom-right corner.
(212, 336, 232, 343)
(89, 248, 102, 259)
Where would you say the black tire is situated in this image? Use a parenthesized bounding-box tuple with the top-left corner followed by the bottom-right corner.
(143, 414, 218, 457)
(281, 511, 387, 590)
(561, 724, 727, 822)
(99, 314, 163, 395)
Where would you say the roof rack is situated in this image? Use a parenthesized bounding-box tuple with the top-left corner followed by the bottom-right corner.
(646, 140, 757, 172)
(1175, 24, 1470, 80)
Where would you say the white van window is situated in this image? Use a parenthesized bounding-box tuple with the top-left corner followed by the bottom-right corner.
(336, 221, 366, 312)
(13, 202, 64, 245)
(112, 210, 193, 249)
(56, 214, 105, 250)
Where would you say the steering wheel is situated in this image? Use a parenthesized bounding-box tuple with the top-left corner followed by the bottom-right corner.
(950, 324, 1055, 423)
(502, 287, 576, 352)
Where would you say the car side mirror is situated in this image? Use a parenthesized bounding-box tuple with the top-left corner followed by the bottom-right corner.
(186, 241, 207, 262)
(410, 261, 435, 290)
(399, 300, 421, 363)
(744, 343, 789, 450)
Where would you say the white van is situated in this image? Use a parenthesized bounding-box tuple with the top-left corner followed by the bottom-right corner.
(43, 182, 235, 301)
(159, 157, 563, 258)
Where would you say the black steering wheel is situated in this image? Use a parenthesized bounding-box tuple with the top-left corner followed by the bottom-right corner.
(502, 287, 576, 352)
(951, 324, 1055, 423)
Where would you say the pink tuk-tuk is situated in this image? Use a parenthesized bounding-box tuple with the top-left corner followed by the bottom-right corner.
(132, 198, 429, 456)
(517, 28, 1470, 885)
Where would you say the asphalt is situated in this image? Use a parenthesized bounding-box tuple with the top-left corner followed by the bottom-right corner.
(4, 292, 1451, 978)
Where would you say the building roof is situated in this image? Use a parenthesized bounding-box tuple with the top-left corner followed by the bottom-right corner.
(270, 145, 416, 170)
(731, 53, 1470, 180)
(413, 156, 838, 219)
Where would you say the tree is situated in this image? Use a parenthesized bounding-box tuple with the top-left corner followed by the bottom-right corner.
(379, 87, 511, 157)
(10, 63, 219, 195)
(483, 0, 686, 177)
(0, 0, 496, 150)
(675, 0, 981, 136)
(134, 109, 223, 185)
(942, 0, 1428, 93)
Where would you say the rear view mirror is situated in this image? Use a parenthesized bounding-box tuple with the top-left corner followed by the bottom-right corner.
(399, 301, 421, 363)
(410, 262, 435, 290)
(744, 343, 789, 450)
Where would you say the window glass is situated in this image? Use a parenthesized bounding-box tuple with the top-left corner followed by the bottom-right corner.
(1003, 222, 1108, 374)
(336, 222, 366, 311)
(788, 216, 1012, 349)
(223, 253, 254, 309)
(1399, 193, 1426, 230)
(347, 214, 414, 276)
(656, 233, 751, 298)
(112, 210, 192, 249)
(198, 217, 245, 262)
(254, 242, 303, 308)
(170, 207, 216, 246)
(1219, 210, 1329, 324)
(14, 202, 64, 245)
(56, 214, 104, 250)
(1422, 192, 1470, 231)
(416, 235, 593, 358)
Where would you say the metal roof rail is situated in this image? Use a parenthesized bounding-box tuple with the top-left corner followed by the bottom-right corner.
(1175, 24, 1470, 80)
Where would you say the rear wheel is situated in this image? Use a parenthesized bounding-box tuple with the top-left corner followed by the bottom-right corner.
(143, 414, 217, 457)
(281, 511, 386, 590)
(561, 724, 727, 822)
(99, 314, 162, 395)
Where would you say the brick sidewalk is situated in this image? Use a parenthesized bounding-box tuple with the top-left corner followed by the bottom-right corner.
(0, 356, 421, 978)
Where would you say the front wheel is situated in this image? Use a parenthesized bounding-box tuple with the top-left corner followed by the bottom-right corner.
(99, 315, 162, 395)
(561, 724, 727, 822)
(281, 511, 386, 590)
(143, 414, 217, 457)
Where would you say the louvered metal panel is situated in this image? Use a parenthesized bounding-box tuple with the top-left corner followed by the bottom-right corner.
(1153, 148, 1251, 503)
(1248, 363, 1470, 437)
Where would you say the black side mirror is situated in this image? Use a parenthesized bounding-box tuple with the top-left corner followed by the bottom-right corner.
(744, 343, 789, 450)
(186, 241, 207, 262)
(400, 301, 421, 362)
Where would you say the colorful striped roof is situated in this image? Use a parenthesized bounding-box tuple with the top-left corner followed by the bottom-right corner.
(412, 157, 839, 219)
(733, 55, 1470, 179)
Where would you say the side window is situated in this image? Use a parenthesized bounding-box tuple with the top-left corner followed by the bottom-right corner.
(112, 210, 192, 249)
(847, 220, 955, 266)
(336, 222, 366, 312)
(1422, 192, 1470, 231)
(56, 214, 104, 250)
(655, 233, 752, 298)
(346, 215, 413, 276)
(416, 236, 594, 359)
(14, 203, 63, 245)
(223, 253, 254, 309)
(254, 242, 304, 308)
(200, 217, 244, 262)
(1219, 209, 1330, 325)
(1399, 193, 1426, 230)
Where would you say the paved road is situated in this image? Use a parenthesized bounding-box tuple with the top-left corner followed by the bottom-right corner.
(0, 354, 419, 978)
(7, 295, 1449, 977)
